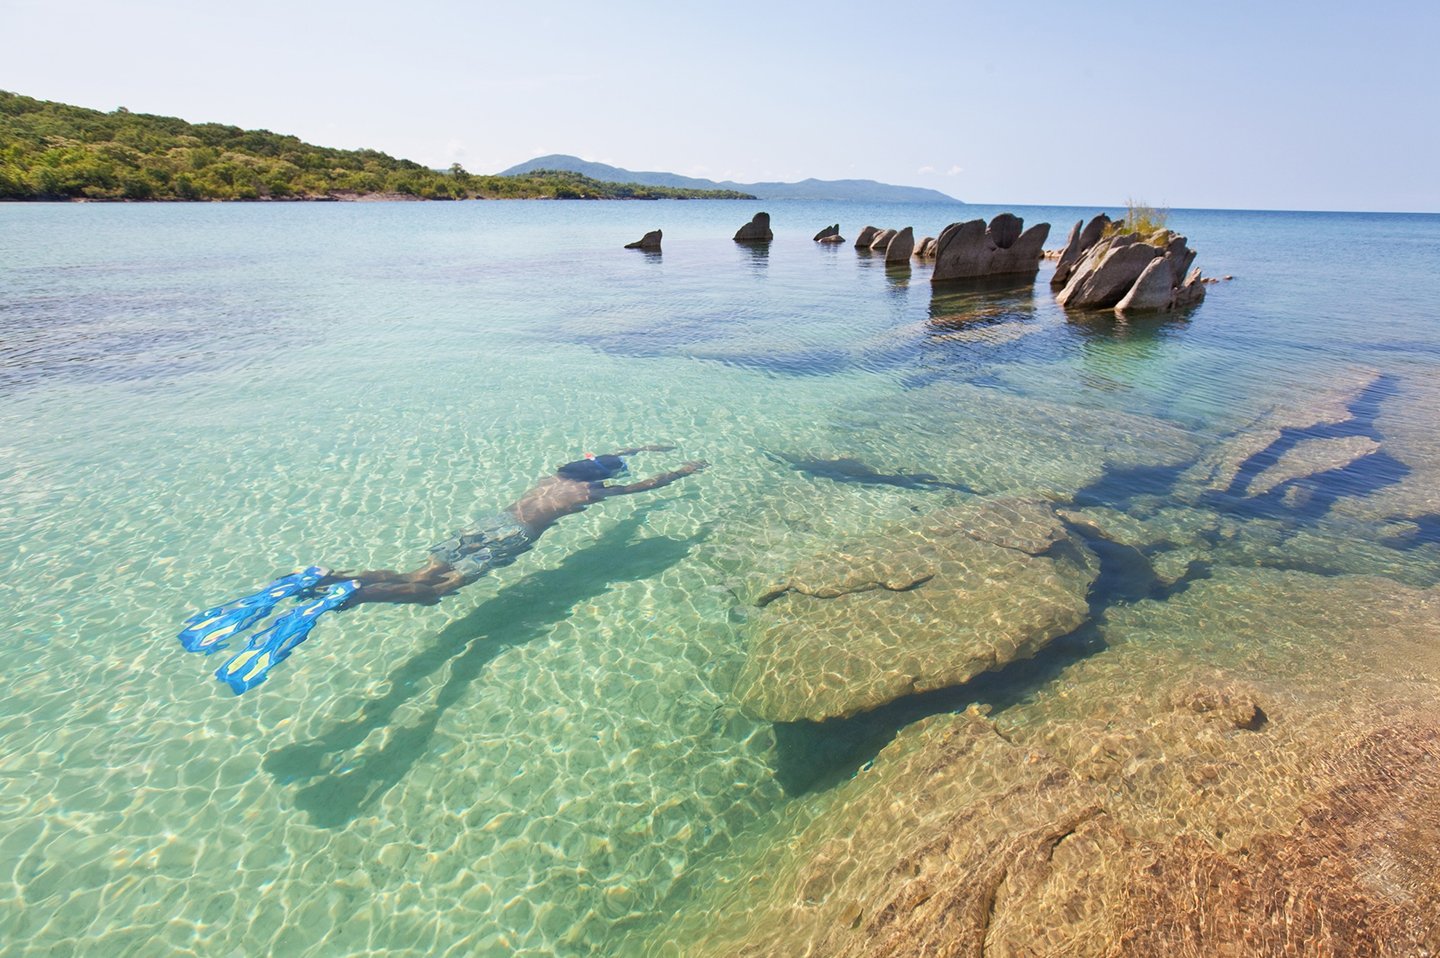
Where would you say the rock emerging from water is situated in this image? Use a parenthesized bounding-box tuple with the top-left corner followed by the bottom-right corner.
(1055, 224, 1206, 312)
(734, 498, 1098, 722)
(813, 224, 843, 243)
(914, 236, 936, 259)
(930, 213, 1051, 282)
(854, 225, 880, 249)
(884, 226, 915, 265)
(1051, 213, 1111, 288)
(868, 228, 897, 253)
(623, 229, 662, 251)
(733, 212, 773, 243)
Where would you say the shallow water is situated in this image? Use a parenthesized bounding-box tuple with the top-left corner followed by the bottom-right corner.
(1, 199, 1438, 956)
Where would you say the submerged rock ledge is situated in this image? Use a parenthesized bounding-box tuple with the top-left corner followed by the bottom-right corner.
(647, 569, 1440, 956)
(734, 498, 1097, 723)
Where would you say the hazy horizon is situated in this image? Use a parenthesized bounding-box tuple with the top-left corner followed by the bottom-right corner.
(5, 0, 1436, 213)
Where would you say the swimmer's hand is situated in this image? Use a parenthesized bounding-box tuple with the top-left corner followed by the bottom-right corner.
(679, 460, 709, 474)
(640, 444, 677, 452)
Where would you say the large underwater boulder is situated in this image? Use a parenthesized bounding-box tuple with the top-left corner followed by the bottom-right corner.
(734, 498, 1098, 722)
(645, 568, 1440, 958)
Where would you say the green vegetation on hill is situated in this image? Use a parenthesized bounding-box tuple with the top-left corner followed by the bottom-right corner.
(0, 91, 755, 201)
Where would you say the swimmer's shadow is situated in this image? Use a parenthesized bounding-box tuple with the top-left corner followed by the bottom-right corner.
(263, 511, 704, 828)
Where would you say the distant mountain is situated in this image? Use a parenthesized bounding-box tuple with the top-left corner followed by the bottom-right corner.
(500, 154, 963, 204)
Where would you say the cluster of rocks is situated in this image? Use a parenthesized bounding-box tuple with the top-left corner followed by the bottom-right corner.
(929, 213, 1050, 282)
(1052, 213, 1207, 312)
(640, 212, 1217, 318)
(829, 215, 1057, 280)
(849, 225, 913, 265)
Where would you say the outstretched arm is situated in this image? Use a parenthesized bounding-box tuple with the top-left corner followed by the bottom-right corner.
(599, 460, 708, 498)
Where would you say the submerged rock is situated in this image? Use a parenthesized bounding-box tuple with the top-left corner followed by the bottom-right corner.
(623, 229, 662, 251)
(1334, 373, 1440, 522)
(1245, 435, 1382, 497)
(840, 382, 1202, 500)
(645, 568, 1440, 957)
(734, 498, 1098, 722)
(930, 214, 1050, 282)
(884, 226, 914, 265)
(1181, 366, 1381, 495)
(733, 212, 773, 243)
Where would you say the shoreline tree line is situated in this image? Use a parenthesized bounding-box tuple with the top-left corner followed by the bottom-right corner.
(0, 91, 753, 202)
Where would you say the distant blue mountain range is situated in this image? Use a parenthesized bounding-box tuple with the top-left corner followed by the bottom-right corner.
(499, 154, 963, 204)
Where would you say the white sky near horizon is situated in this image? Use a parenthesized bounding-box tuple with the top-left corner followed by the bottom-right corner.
(3, 0, 1436, 212)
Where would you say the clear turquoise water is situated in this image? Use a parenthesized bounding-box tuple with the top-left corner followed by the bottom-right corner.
(2, 199, 1438, 956)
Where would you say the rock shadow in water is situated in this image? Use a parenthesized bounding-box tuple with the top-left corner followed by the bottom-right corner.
(262, 511, 704, 827)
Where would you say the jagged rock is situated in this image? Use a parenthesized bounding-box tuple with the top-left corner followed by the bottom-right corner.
(854, 225, 880, 249)
(884, 227, 914, 265)
(1051, 213, 1111, 288)
(1057, 227, 1206, 312)
(931, 214, 1051, 282)
(733, 212, 773, 243)
(1245, 435, 1382, 497)
(914, 236, 936, 258)
(734, 498, 1098, 722)
(869, 228, 897, 252)
(1181, 366, 1381, 495)
(813, 224, 841, 242)
(623, 229, 662, 251)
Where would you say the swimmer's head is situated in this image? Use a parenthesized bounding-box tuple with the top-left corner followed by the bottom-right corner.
(557, 454, 628, 482)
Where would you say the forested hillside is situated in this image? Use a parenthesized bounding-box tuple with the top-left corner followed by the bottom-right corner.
(0, 92, 753, 201)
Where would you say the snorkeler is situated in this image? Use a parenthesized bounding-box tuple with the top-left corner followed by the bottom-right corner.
(179, 446, 707, 694)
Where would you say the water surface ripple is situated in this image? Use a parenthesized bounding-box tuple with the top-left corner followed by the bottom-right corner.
(1, 200, 1438, 956)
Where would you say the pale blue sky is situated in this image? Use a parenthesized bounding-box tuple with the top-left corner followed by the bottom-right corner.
(4, 0, 1436, 211)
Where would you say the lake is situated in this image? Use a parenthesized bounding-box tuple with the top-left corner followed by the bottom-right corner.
(2, 199, 1438, 955)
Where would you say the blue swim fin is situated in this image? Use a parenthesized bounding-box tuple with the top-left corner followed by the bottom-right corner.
(179, 566, 330, 653)
(214, 580, 360, 695)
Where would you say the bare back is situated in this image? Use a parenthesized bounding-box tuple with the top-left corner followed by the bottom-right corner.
(505, 476, 610, 535)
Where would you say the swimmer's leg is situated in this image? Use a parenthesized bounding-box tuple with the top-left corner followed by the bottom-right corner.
(179, 566, 330, 653)
(214, 580, 360, 694)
